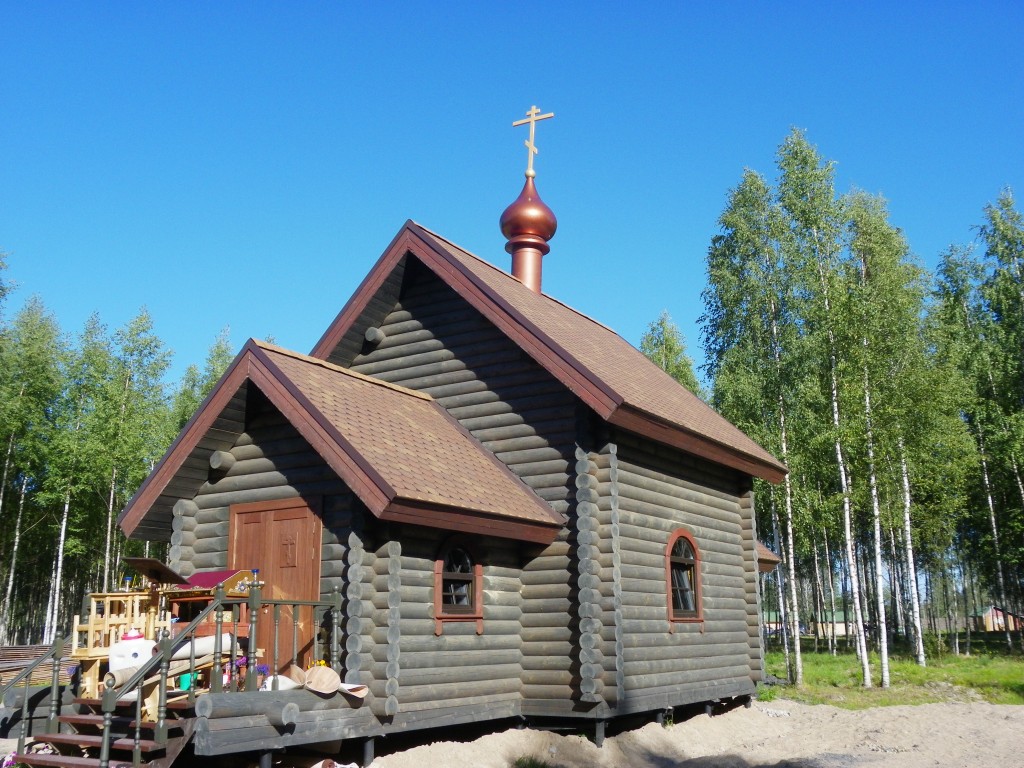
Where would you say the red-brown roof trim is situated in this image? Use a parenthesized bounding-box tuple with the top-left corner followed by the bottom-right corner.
(310, 221, 786, 482)
(119, 340, 562, 544)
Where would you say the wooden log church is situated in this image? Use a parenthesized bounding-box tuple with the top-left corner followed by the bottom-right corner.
(115, 107, 787, 759)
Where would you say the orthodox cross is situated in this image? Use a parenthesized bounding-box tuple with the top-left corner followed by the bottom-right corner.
(513, 105, 554, 177)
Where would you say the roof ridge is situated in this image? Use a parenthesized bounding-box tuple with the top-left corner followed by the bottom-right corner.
(253, 339, 433, 401)
(409, 222, 620, 336)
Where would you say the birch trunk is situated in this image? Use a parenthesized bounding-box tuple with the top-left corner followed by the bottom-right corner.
(887, 526, 905, 640)
(45, 490, 72, 643)
(836, 372, 870, 684)
(976, 425, 1013, 651)
(103, 465, 118, 591)
(812, 540, 825, 653)
(897, 436, 926, 665)
(862, 364, 889, 687)
(960, 542, 973, 656)
(823, 528, 838, 655)
(769, 296, 802, 685)
(103, 372, 132, 591)
(814, 253, 870, 685)
(770, 495, 792, 677)
(0, 475, 29, 644)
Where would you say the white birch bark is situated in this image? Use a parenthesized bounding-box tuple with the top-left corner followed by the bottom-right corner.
(862, 363, 889, 687)
(45, 490, 72, 643)
(0, 475, 28, 644)
(813, 246, 871, 685)
(103, 466, 118, 591)
(976, 425, 1013, 651)
(823, 528, 838, 655)
(897, 436, 926, 665)
(770, 494, 791, 677)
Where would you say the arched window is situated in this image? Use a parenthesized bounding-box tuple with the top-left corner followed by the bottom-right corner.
(433, 540, 483, 635)
(666, 529, 702, 627)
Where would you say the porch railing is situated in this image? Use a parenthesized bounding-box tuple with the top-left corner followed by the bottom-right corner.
(3, 583, 342, 768)
(0, 634, 65, 756)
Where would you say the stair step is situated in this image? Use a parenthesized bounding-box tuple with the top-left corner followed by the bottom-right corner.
(11, 755, 133, 768)
(74, 696, 194, 711)
(33, 732, 162, 752)
(59, 713, 158, 729)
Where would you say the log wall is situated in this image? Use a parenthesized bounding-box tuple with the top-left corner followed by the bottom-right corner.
(346, 262, 577, 512)
(603, 429, 756, 712)
(169, 388, 349, 598)
(370, 523, 524, 728)
(343, 262, 585, 715)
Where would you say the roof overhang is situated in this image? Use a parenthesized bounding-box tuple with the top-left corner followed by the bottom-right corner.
(311, 221, 787, 483)
(120, 340, 563, 544)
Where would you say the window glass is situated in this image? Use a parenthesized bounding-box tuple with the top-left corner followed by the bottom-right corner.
(441, 547, 474, 614)
(668, 532, 700, 620)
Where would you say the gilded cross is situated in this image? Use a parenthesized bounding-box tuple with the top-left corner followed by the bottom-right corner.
(513, 105, 554, 177)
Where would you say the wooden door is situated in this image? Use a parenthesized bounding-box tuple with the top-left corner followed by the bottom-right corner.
(230, 497, 321, 672)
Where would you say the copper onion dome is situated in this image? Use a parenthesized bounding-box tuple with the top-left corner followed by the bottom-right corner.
(502, 105, 557, 293)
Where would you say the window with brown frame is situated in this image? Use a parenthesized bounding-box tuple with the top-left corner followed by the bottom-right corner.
(433, 541, 483, 635)
(666, 529, 702, 626)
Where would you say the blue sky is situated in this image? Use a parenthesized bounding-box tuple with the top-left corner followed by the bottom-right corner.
(2, 2, 1022, 386)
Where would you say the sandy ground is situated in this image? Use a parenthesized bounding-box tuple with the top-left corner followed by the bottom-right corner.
(4, 699, 1023, 767)
(367, 699, 1024, 768)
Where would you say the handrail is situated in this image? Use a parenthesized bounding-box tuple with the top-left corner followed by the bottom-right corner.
(93, 583, 341, 768)
(0, 634, 65, 757)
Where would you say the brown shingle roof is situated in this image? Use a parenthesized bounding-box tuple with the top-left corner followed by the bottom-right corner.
(258, 343, 561, 527)
(312, 222, 786, 482)
(119, 340, 563, 542)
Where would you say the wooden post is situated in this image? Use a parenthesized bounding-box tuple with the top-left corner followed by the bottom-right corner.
(362, 737, 375, 766)
(156, 631, 171, 743)
(247, 584, 261, 691)
(46, 634, 63, 734)
(330, 587, 341, 671)
(212, 587, 225, 693)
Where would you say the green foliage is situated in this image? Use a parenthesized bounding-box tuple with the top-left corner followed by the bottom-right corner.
(0, 287, 235, 640)
(766, 646, 1024, 707)
(639, 311, 705, 398)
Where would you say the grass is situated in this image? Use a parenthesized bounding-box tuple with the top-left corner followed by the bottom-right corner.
(764, 634, 1024, 708)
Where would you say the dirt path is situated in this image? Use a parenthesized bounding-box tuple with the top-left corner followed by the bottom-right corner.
(370, 699, 1024, 768)
(4, 699, 1021, 766)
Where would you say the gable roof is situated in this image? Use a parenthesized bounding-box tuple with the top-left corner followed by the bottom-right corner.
(312, 221, 786, 483)
(119, 340, 564, 543)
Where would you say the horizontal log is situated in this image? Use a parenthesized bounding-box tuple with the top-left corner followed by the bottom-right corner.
(611, 452, 740, 502)
(171, 514, 198, 533)
(623, 664, 752, 692)
(520, 683, 574, 701)
(201, 466, 332, 496)
(194, 506, 230, 525)
(170, 530, 196, 548)
(520, 626, 574, 643)
(191, 552, 228, 569)
(173, 499, 199, 518)
(196, 688, 361, 719)
(371, 647, 521, 668)
(168, 545, 193, 563)
(495, 445, 575, 466)
(381, 682, 520, 706)
(603, 467, 740, 515)
(195, 481, 345, 509)
(192, 537, 226, 556)
(230, 436, 312, 462)
(367, 662, 522, 689)
(209, 451, 236, 472)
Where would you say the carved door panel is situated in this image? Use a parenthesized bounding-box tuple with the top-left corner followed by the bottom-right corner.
(230, 497, 321, 672)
